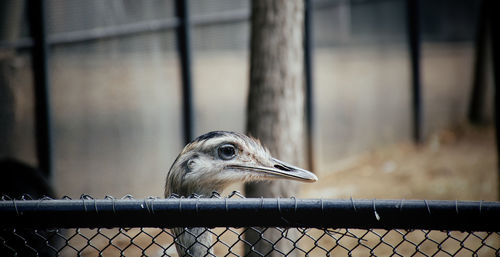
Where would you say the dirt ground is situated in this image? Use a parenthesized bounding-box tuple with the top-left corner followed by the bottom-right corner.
(301, 125, 498, 201)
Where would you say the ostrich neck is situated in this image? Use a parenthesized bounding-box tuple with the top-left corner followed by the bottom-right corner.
(187, 182, 226, 197)
(170, 185, 221, 255)
(173, 227, 213, 257)
(169, 175, 222, 256)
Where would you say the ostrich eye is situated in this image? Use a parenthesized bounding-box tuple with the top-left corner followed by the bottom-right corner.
(218, 144, 236, 160)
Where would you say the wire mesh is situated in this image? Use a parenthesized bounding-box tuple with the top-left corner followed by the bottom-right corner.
(1, 227, 499, 256)
(1, 193, 499, 257)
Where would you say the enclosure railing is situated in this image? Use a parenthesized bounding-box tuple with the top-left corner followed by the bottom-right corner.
(1, 193, 499, 256)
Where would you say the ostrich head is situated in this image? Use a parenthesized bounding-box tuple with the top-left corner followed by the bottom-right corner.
(165, 131, 317, 197)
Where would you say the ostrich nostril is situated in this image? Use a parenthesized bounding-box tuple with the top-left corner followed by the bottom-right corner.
(274, 164, 292, 171)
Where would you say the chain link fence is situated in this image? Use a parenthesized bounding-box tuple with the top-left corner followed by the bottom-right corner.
(2, 227, 500, 256)
(1, 193, 499, 256)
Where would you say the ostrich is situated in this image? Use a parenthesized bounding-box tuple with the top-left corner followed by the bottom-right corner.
(165, 131, 317, 256)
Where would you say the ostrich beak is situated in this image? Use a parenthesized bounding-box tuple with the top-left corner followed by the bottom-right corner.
(228, 158, 318, 182)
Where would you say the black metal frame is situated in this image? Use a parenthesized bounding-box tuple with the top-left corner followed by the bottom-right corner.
(304, 0, 315, 171)
(28, 0, 52, 179)
(407, 0, 422, 143)
(1, 198, 499, 232)
(490, 0, 500, 200)
(469, 0, 488, 124)
(175, 0, 194, 145)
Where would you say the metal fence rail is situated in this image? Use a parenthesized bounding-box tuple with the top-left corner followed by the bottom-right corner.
(1, 194, 500, 256)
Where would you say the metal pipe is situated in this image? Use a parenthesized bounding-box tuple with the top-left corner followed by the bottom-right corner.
(176, 0, 194, 145)
(304, 0, 315, 172)
(407, 0, 422, 143)
(0, 37, 33, 50)
(468, 0, 487, 124)
(0, 9, 249, 50)
(489, 0, 500, 200)
(49, 18, 179, 46)
(0, 0, 397, 51)
(0, 198, 498, 231)
(191, 9, 249, 27)
(29, 0, 52, 179)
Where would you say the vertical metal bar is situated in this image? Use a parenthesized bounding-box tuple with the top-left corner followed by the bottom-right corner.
(407, 0, 422, 143)
(469, 0, 487, 124)
(304, 0, 315, 172)
(175, 0, 194, 144)
(488, 0, 500, 200)
(29, 0, 52, 178)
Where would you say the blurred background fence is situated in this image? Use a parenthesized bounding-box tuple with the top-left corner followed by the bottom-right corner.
(1, 0, 496, 200)
(1, 194, 500, 256)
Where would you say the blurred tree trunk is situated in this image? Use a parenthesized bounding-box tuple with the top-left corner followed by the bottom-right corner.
(244, 0, 305, 256)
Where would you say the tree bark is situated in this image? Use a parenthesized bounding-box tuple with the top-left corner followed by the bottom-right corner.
(244, 0, 305, 256)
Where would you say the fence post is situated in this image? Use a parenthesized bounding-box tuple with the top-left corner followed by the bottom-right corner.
(304, 0, 315, 172)
(29, 0, 53, 179)
(488, 0, 500, 200)
(175, 0, 194, 145)
(469, 0, 488, 124)
(407, 0, 422, 143)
